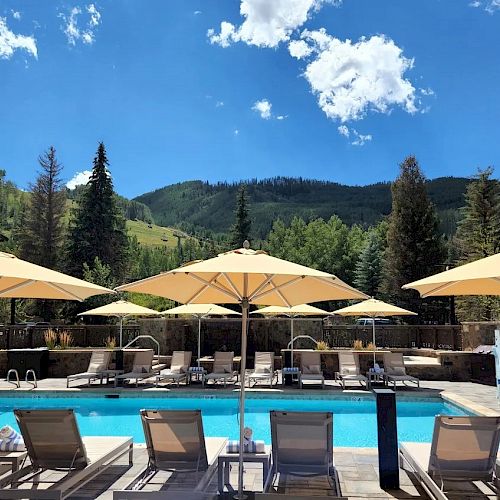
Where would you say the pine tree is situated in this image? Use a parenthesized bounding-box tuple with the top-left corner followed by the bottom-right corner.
(66, 143, 129, 279)
(382, 156, 444, 314)
(354, 231, 382, 297)
(230, 185, 251, 248)
(455, 168, 500, 321)
(19, 147, 66, 269)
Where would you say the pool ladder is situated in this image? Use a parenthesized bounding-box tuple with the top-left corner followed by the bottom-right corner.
(6, 369, 37, 389)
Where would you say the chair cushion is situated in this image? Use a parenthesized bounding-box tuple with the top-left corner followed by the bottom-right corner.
(133, 365, 150, 373)
(170, 364, 187, 374)
(303, 364, 321, 374)
(255, 366, 271, 374)
(389, 367, 406, 376)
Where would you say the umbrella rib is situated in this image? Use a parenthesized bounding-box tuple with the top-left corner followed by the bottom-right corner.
(187, 273, 239, 302)
(311, 275, 366, 296)
(221, 273, 243, 300)
(248, 274, 275, 300)
(0, 279, 37, 297)
(45, 281, 85, 301)
(419, 280, 459, 298)
(252, 275, 303, 302)
(268, 277, 292, 307)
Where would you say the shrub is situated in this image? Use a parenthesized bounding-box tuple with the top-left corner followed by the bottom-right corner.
(315, 340, 330, 350)
(366, 342, 375, 351)
(44, 329, 57, 349)
(104, 336, 116, 349)
(59, 331, 73, 349)
(353, 339, 363, 350)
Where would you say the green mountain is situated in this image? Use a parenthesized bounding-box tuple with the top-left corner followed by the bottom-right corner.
(134, 176, 470, 238)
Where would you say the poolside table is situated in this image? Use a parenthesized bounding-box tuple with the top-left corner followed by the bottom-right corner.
(0, 450, 28, 472)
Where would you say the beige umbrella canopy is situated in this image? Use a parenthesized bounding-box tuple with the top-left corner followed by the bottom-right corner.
(251, 304, 330, 367)
(117, 242, 367, 498)
(333, 298, 417, 364)
(403, 253, 500, 297)
(0, 251, 114, 301)
(78, 300, 161, 347)
(161, 304, 241, 367)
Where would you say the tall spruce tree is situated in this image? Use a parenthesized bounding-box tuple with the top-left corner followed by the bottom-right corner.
(19, 147, 66, 269)
(66, 143, 129, 279)
(230, 185, 251, 248)
(382, 156, 444, 314)
(354, 231, 382, 297)
(455, 168, 500, 321)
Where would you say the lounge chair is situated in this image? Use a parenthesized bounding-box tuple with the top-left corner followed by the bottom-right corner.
(66, 350, 112, 388)
(247, 352, 276, 387)
(382, 352, 419, 389)
(265, 411, 341, 496)
(115, 350, 157, 387)
(400, 415, 500, 500)
(0, 409, 132, 499)
(155, 351, 192, 387)
(299, 351, 325, 389)
(113, 410, 227, 498)
(335, 351, 368, 390)
(203, 351, 236, 387)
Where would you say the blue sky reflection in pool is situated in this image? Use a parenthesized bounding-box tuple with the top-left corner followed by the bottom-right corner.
(0, 397, 470, 448)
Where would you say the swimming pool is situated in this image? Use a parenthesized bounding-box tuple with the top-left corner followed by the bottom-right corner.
(0, 394, 471, 448)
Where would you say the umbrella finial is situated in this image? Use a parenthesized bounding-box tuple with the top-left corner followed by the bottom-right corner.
(243, 240, 250, 249)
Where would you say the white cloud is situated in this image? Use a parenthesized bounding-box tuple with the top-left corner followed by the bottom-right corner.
(276, 115, 288, 120)
(59, 4, 102, 46)
(296, 30, 417, 122)
(288, 39, 313, 59)
(469, 0, 482, 6)
(0, 17, 37, 59)
(469, 0, 500, 12)
(419, 87, 435, 96)
(208, 0, 337, 48)
(11, 11, 21, 20)
(66, 170, 92, 190)
(337, 125, 350, 137)
(194, 10, 202, 15)
(337, 125, 371, 146)
(234, 129, 240, 136)
(215, 101, 224, 107)
(252, 99, 272, 119)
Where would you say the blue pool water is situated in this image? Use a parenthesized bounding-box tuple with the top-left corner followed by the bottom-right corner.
(0, 396, 471, 448)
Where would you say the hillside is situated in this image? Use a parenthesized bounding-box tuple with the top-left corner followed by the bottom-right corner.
(126, 219, 189, 247)
(135, 176, 470, 238)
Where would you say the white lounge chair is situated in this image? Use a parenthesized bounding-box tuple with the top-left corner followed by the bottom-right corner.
(299, 351, 325, 389)
(266, 411, 341, 495)
(335, 351, 368, 390)
(400, 415, 500, 500)
(155, 351, 192, 387)
(66, 350, 112, 387)
(114, 350, 157, 387)
(247, 352, 277, 387)
(113, 410, 227, 498)
(383, 352, 419, 389)
(203, 352, 236, 387)
(0, 409, 132, 499)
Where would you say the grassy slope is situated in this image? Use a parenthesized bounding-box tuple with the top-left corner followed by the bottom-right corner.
(126, 219, 187, 247)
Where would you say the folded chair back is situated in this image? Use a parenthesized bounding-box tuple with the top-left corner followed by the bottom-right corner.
(213, 351, 234, 373)
(254, 352, 274, 373)
(141, 410, 208, 472)
(132, 350, 154, 373)
(338, 352, 360, 376)
(270, 410, 333, 475)
(383, 352, 406, 375)
(87, 350, 111, 373)
(170, 351, 192, 373)
(15, 409, 88, 470)
(429, 415, 500, 480)
(300, 351, 322, 375)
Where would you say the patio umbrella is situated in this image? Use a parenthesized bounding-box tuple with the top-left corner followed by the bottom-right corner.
(402, 253, 500, 297)
(161, 303, 241, 366)
(333, 298, 416, 365)
(250, 303, 330, 367)
(78, 300, 161, 347)
(117, 241, 367, 499)
(0, 251, 114, 301)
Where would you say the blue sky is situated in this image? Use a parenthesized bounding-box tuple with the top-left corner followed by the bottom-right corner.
(1, 0, 499, 198)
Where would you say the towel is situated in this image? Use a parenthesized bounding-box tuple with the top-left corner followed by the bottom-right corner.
(0, 426, 25, 451)
(226, 440, 266, 453)
(189, 367, 205, 373)
(282, 367, 299, 373)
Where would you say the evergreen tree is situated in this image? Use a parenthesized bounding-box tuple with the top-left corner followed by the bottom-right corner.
(66, 143, 129, 279)
(382, 156, 444, 314)
(455, 168, 500, 321)
(19, 147, 66, 269)
(230, 185, 251, 247)
(354, 231, 382, 297)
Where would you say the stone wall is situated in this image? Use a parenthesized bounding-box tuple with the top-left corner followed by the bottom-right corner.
(461, 322, 499, 350)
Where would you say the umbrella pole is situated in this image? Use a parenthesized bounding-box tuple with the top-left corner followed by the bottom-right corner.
(372, 317, 376, 367)
(237, 296, 249, 500)
(119, 317, 123, 348)
(290, 317, 294, 368)
(197, 317, 201, 368)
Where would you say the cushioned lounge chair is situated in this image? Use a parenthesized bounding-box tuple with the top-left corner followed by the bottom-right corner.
(400, 415, 500, 500)
(66, 350, 112, 388)
(265, 411, 341, 496)
(203, 352, 236, 387)
(247, 352, 276, 387)
(299, 351, 325, 389)
(113, 410, 227, 499)
(382, 352, 419, 389)
(0, 409, 132, 499)
(114, 350, 157, 387)
(335, 351, 368, 390)
(155, 351, 192, 387)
